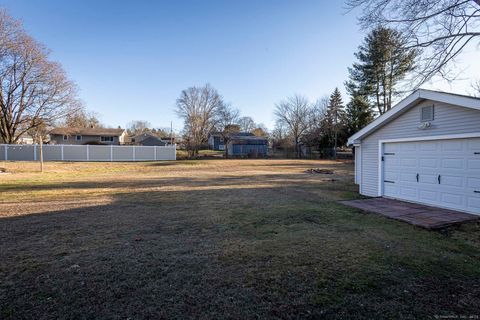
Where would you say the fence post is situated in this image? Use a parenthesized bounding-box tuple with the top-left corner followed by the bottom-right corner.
(133, 145, 136, 162)
(174, 144, 177, 160)
(61, 145, 64, 161)
(34, 144, 37, 161)
(110, 145, 113, 162)
(4, 144, 7, 161)
(86, 145, 90, 161)
(154, 146, 157, 161)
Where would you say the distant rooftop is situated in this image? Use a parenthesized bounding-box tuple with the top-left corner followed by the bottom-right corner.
(50, 127, 125, 136)
(210, 131, 259, 137)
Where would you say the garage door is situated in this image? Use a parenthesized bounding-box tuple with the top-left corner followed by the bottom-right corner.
(382, 138, 480, 214)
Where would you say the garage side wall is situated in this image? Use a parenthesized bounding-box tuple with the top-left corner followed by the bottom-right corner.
(360, 100, 480, 197)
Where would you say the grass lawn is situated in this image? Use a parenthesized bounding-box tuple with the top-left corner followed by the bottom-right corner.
(1, 159, 479, 319)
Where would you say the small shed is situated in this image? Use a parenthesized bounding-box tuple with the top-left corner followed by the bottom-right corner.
(227, 136, 268, 158)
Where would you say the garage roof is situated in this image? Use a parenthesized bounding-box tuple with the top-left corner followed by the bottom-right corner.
(347, 89, 480, 146)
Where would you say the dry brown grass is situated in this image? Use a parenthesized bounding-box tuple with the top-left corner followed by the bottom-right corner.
(1, 159, 479, 319)
(0, 159, 353, 212)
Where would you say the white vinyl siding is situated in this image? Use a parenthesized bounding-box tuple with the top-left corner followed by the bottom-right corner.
(360, 100, 480, 197)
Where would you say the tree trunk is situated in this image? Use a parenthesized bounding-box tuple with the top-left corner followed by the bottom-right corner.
(383, 80, 387, 114)
(224, 137, 229, 159)
(333, 108, 338, 160)
(333, 129, 338, 160)
(375, 80, 382, 114)
(295, 137, 300, 159)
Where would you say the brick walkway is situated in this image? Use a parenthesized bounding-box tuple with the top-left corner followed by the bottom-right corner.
(340, 198, 479, 229)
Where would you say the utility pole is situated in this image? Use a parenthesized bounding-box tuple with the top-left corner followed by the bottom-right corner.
(39, 135, 44, 173)
(170, 121, 173, 145)
(333, 107, 338, 160)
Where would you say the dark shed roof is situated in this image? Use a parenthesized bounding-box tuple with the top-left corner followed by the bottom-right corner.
(229, 136, 268, 145)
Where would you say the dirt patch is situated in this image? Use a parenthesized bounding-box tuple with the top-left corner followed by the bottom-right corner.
(305, 168, 334, 174)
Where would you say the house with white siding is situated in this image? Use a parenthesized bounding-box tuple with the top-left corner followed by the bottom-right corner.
(348, 89, 480, 215)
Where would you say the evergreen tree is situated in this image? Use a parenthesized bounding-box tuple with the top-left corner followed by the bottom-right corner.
(346, 26, 417, 115)
(324, 88, 345, 158)
(344, 95, 374, 138)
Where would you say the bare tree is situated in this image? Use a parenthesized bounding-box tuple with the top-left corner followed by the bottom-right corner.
(346, 0, 480, 86)
(216, 105, 240, 131)
(150, 127, 171, 138)
(301, 97, 328, 153)
(216, 104, 240, 158)
(0, 10, 80, 143)
(271, 120, 292, 156)
(471, 79, 480, 97)
(62, 108, 101, 128)
(274, 95, 312, 158)
(238, 116, 256, 133)
(175, 84, 224, 158)
(252, 123, 269, 137)
(127, 120, 152, 135)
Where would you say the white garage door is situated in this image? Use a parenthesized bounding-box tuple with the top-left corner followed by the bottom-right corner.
(382, 138, 480, 214)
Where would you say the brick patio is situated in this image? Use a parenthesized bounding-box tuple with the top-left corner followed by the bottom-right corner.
(340, 198, 479, 229)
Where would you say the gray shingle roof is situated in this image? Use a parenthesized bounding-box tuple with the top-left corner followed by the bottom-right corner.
(50, 127, 125, 136)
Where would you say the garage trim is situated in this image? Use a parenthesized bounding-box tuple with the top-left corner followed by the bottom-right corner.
(354, 143, 361, 186)
(348, 90, 480, 146)
(377, 132, 480, 197)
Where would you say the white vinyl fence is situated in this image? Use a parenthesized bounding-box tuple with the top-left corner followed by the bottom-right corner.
(0, 144, 176, 162)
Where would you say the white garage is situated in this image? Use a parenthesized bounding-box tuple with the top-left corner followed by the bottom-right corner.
(348, 90, 480, 215)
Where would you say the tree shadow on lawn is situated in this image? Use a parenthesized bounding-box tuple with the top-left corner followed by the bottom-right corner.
(0, 171, 355, 196)
(1, 184, 480, 319)
(147, 160, 220, 166)
(147, 159, 353, 169)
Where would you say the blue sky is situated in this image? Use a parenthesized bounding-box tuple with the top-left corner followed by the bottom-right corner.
(2, 1, 478, 131)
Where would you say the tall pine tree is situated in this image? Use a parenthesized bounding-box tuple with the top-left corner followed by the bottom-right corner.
(346, 26, 417, 115)
(344, 95, 374, 138)
(324, 88, 345, 159)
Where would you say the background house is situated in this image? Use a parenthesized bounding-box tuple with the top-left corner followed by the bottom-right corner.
(17, 134, 34, 144)
(130, 133, 172, 146)
(208, 132, 225, 150)
(209, 132, 259, 151)
(49, 127, 127, 145)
